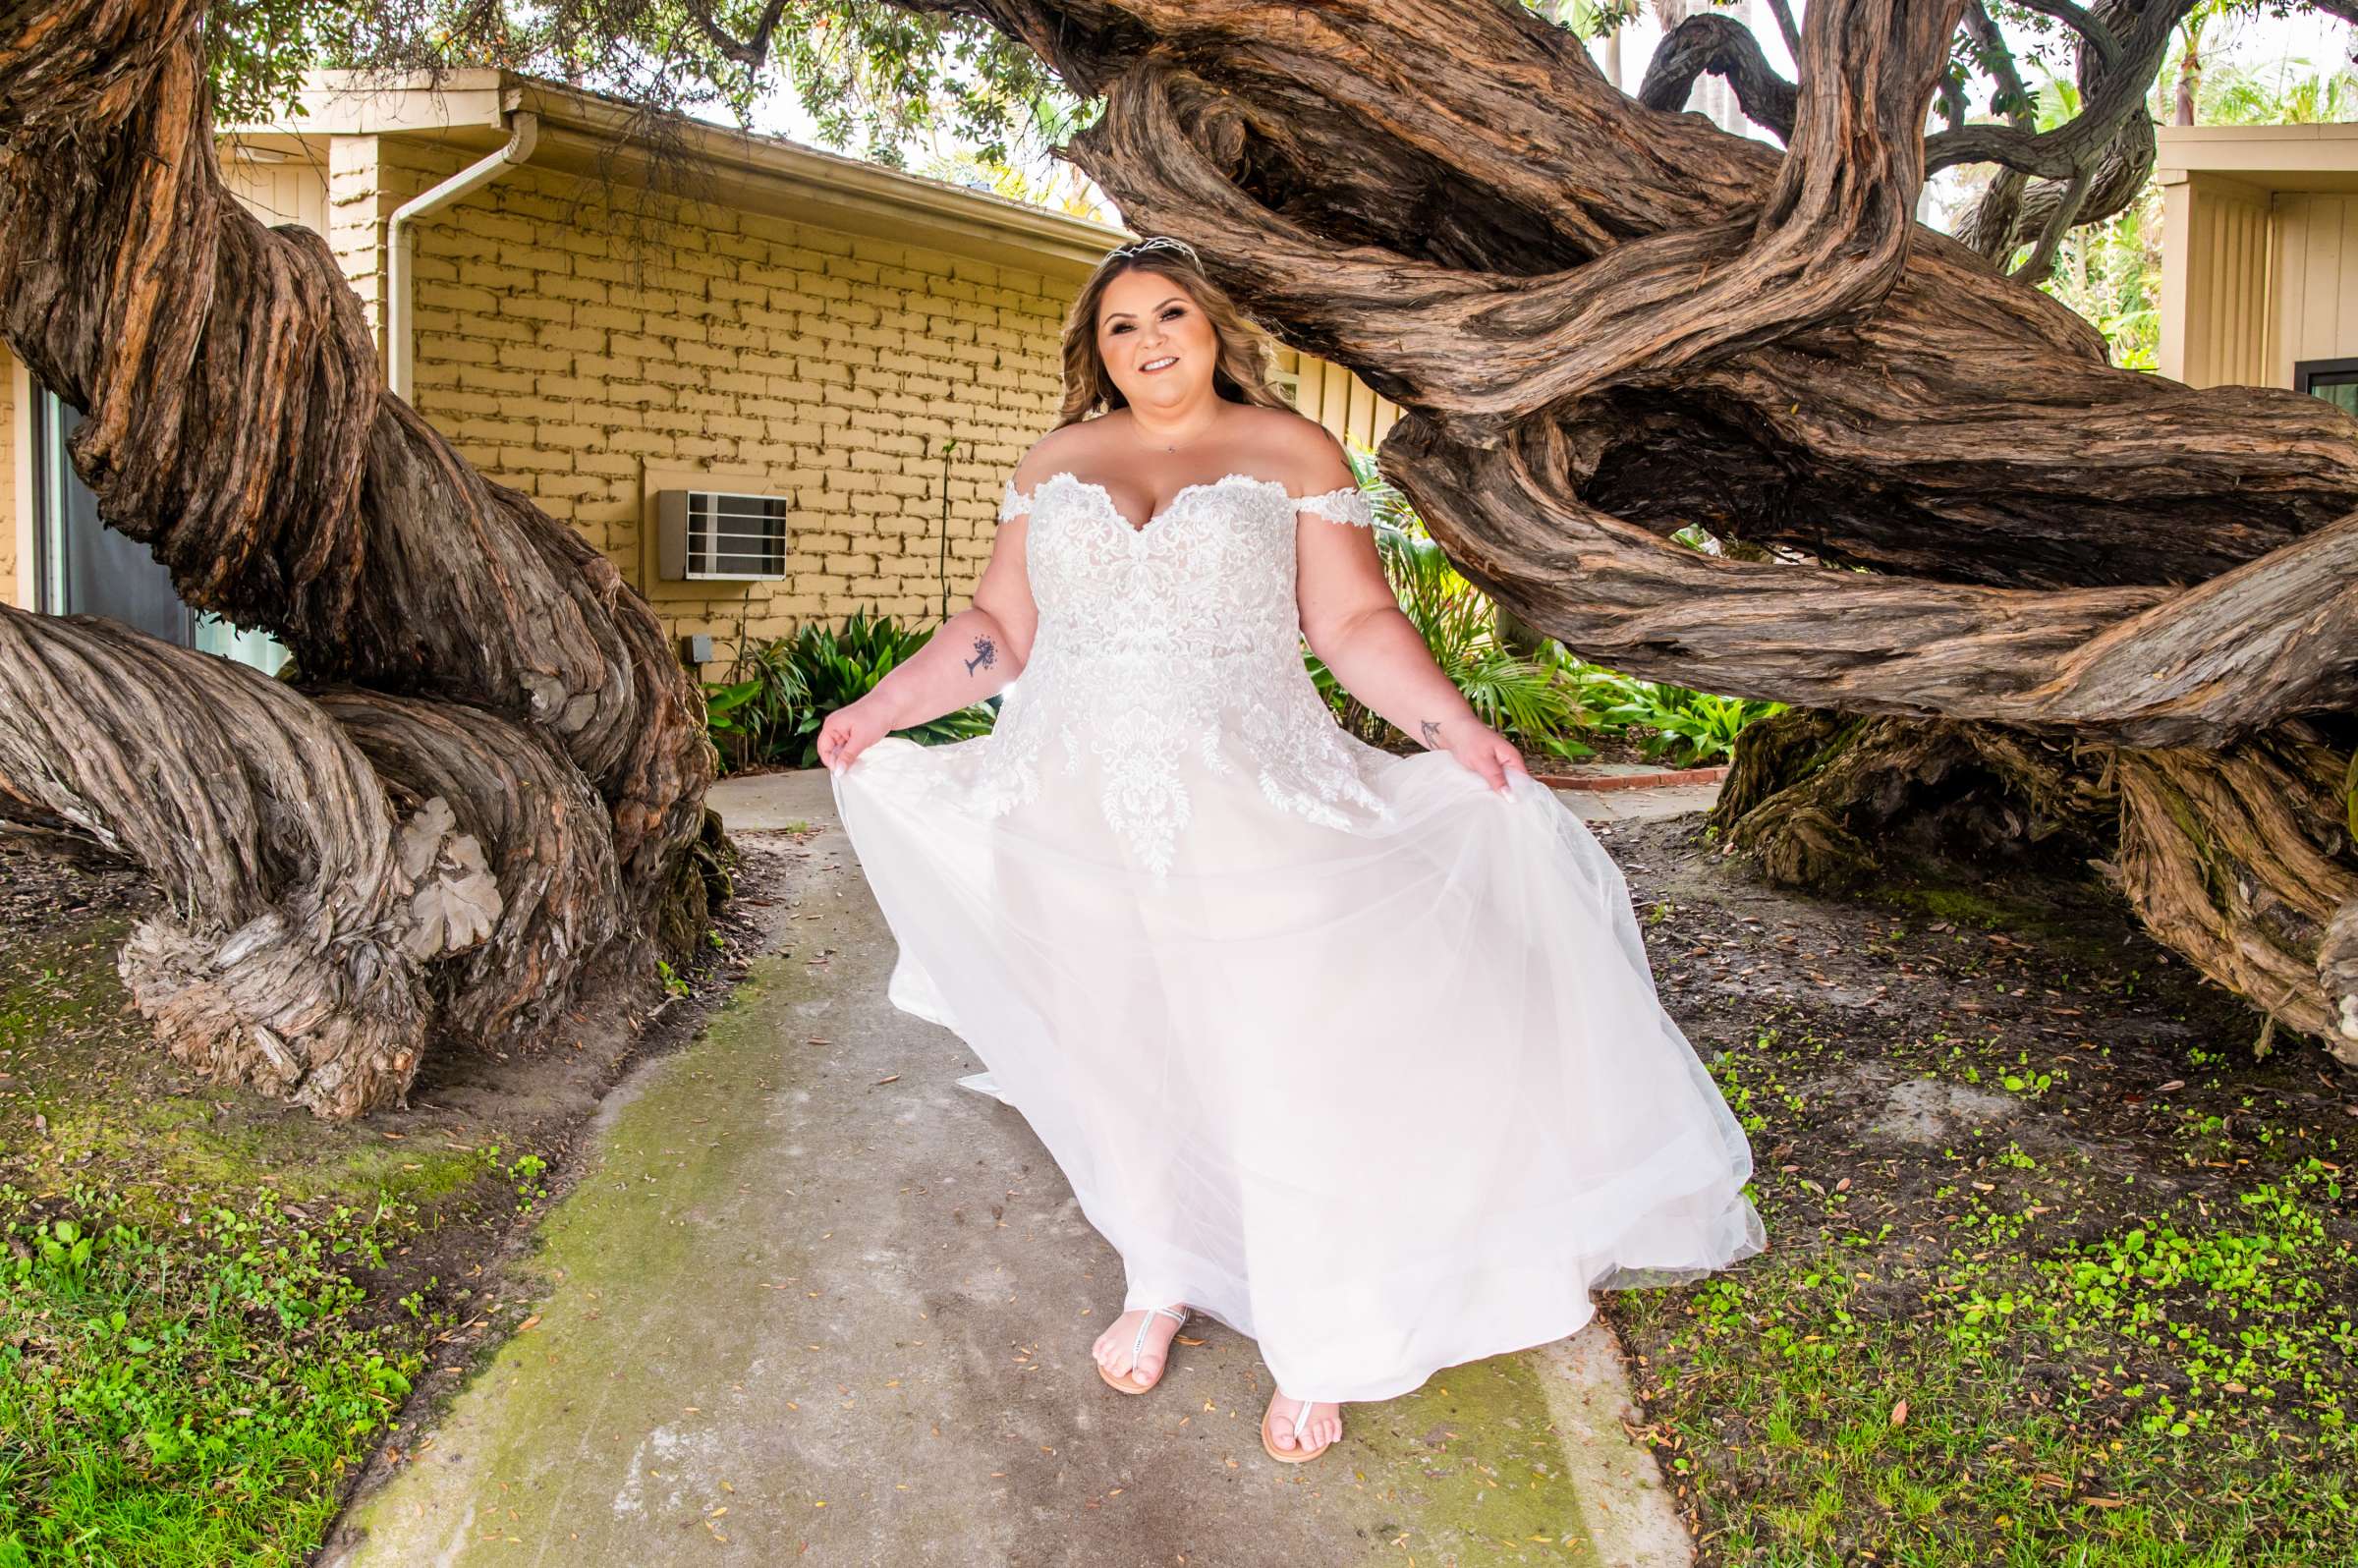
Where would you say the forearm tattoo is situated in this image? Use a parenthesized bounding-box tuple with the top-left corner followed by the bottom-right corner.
(1420, 719, 1443, 750)
(964, 635, 997, 676)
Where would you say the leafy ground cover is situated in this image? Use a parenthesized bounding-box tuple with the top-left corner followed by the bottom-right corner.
(1596, 815, 2354, 1565)
(0, 839, 776, 1565)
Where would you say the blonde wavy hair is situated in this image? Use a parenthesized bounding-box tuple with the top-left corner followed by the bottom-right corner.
(1053, 237, 1296, 428)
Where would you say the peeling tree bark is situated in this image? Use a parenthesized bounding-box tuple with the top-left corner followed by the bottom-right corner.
(894, 0, 2358, 1058)
(0, 0, 715, 1115)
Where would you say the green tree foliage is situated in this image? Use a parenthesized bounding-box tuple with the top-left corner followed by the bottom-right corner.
(201, 0, 1070, 167)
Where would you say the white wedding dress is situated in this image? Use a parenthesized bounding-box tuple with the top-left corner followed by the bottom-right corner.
(830, 469, 1766, 1404)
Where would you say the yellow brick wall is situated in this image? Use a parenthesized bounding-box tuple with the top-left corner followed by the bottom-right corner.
(381, 138, 1070, 678)
(326, 136, 393, 348)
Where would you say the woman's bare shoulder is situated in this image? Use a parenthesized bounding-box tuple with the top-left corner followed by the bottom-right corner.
(1229, 403, 1323, 442)
(1010, 417, 1113, 491)
(1254, 408, 1353, 491)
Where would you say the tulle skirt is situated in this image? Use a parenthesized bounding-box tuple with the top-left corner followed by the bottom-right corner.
(829, 726, 1766, 1403)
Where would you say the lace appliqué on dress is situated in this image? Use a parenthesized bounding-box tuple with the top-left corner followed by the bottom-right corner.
(974, 470, 1395, 879)
(1292, 484, 1376, 528)
(999, 476, 1033, 524)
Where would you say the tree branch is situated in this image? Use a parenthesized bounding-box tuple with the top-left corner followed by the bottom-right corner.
(1930, 0, 2195, 178)
(1963, 0, 2035, 129)
(678, 0, 796, 70)
(1385, 412, 2358, 751)
(2016, 0, 2118, 69)
(1077, 0, 1959, 428)
(1637, 13, 1798, 141)
(2009, 163, 2092, 281)
(2306, 0, 2358, 31)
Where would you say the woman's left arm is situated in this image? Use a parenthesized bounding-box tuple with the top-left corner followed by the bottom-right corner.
(1292, 437, 1529, 793)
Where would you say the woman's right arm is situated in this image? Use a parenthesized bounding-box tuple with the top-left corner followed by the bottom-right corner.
(819, 456, 1044, 774)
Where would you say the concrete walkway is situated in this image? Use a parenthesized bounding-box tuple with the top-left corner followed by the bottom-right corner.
(327, 767, 1700, 1567)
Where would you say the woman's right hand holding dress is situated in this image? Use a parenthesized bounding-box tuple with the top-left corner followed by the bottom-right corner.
(819, 694, 901, 775)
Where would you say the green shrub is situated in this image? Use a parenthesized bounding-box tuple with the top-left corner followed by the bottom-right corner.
(1301, 453, 1592, 761)
(1302, 445, 1781, 768)
(702, 637, 809, 774)
(1562, 661, 1786, 768)
(702, 607, 997, 773)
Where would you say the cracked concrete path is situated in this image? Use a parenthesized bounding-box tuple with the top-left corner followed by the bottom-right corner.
(326, 769, 1693, 1567)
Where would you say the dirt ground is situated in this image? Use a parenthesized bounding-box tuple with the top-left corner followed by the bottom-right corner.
(1588, 812, 2356, 1561)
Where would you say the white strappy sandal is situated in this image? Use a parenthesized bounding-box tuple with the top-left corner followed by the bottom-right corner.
(1261, 1389, 1340, 1463)
(1097, 1304, 1190, 1394)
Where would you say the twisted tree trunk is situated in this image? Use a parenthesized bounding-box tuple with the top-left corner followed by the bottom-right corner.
(0, 0, 716, 1116)
(9, 0, 2351, 1078)
(897, 0, 2358, 1059)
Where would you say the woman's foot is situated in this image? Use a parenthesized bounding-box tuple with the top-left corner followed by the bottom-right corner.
(1262, 1389, 1343, 1462)
(1094, 1304, 1189, 1393)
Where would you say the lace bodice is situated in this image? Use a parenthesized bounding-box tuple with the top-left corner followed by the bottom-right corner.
(963, 469, 1392, 878)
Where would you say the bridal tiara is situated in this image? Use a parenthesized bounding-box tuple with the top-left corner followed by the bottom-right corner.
(1106, 235, 1200, 263)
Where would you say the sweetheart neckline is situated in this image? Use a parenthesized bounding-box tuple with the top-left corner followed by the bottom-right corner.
(1008, 470, 1347, 537)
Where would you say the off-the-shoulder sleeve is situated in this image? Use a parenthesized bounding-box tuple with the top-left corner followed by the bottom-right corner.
(1294, 484, 1375, 528)
(998, 476, 1034, 524)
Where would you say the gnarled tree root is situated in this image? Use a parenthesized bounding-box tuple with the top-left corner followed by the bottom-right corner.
(1713, 710, 2358, 1066)
(2112, 738, 2358, 1060)
(0, 609, 658, 1115)
(0, 0, 715, 1115)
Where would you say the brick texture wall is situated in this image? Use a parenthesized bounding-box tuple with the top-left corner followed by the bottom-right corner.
(373, 138, 1071, 678)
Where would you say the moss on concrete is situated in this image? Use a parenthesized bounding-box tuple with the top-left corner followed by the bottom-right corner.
(336, 954, 821, 1560)
(1345, 1350, 1599, 1562)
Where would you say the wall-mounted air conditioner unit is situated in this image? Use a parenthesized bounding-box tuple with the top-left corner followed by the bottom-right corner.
(655, 489, 789, 582)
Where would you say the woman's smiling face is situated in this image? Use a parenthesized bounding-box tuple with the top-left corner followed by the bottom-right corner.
(1095, 266, 1219, 409)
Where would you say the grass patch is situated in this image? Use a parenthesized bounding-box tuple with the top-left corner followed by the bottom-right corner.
(0, 1185, 420, 1566)
(1619, 1142, 2352, 1562)
(0, 838, 758, 1564)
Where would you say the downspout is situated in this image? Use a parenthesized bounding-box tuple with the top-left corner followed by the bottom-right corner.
(386, 111, 540, 403)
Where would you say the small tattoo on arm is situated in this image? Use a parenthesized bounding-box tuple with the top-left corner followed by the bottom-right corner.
(964, 636, 997, 676)
(1420, 719, 1443, 750)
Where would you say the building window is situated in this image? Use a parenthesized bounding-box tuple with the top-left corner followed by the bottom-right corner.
(30, 386, 288, 675)
(2293, 357, 2358, 420)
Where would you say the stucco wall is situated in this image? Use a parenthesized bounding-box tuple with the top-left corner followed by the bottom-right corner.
(2273, 191, 2358, 385)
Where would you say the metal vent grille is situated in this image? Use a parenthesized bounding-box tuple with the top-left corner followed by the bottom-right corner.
(656, 489, 788, 582)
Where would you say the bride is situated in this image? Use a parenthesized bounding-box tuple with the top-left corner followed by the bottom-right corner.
(818, 235, 1765, 1463)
